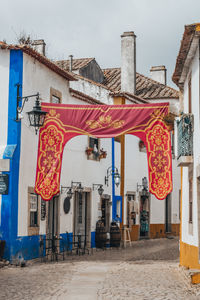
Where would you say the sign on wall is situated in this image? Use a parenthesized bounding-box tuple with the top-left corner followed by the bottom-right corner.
(0, 174, 9, 195)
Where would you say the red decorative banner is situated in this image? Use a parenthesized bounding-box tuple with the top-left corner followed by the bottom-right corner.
(35, 103, 172, 200)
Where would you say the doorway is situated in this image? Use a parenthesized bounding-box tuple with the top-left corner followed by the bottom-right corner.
(47, 195, 60, 239)
(165, 194, 171, 233)
(74, 191, 91, 248)
(101, 195, 111, 232)
(140, 194, 150, 238)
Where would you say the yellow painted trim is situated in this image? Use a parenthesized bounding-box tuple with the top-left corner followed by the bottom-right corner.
(196, 24, 200, 32)
(180, 240, 200, 269)
(178, 168, 200, 270)
(191, 273, 200, 284)
(113, 96, 125, 225)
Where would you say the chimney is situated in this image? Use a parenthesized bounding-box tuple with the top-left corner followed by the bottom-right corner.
(121, 31, 136, 94)
(150, 66, 167, 85)
(31, 39, 46, 56)
(69, 55, 73, 71)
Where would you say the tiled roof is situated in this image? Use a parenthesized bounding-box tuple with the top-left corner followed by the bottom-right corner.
(103, 68, 179, 99)
(69, 88, 103, 105)
(0, 42, 76, 81)
(172, 23, 200, 86)
(56, 58, 95, 71)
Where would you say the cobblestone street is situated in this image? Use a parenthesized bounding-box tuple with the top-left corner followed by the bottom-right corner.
(0, 238, 200, 300)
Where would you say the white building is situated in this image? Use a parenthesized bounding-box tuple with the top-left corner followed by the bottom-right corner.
(0, 30, 180, 262)
(172, 23, 200, 281)
(57, 31, 181, 241)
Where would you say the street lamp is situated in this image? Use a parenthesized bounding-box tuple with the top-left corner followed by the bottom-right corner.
(71, 181, 83, 193)
(105, 166, 120, 187)
(93, 184, 104, 196)
(16, 83, 47, 134)
(60, 186, 74, 199)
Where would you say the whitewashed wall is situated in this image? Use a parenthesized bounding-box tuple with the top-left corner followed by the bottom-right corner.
(18, 54, 112, 236)
(0, 49, 10, 229)
(70, 78, 113, 104)
(182, 44, 199, 247)
(18, 53, 181, 239)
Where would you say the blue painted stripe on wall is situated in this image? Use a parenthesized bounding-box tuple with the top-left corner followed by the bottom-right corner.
(91, 231, 96, 248)
(1, 50, 23, 260)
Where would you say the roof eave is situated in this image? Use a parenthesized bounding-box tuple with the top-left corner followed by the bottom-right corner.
(0, 42, 77, 82)
(172, 24, 200, 88)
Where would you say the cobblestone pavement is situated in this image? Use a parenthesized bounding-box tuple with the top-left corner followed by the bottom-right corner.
(0, 237, 200, 300)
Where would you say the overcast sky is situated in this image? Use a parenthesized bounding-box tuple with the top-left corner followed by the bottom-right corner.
(1, 0, 200, 88)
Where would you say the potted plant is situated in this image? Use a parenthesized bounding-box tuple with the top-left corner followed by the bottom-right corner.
(85, 147, 93, 156)
(100, 148, 107, 159)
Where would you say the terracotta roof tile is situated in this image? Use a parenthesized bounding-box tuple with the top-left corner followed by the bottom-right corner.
(103, 68, 179, 99)
(172, 23, 200, 86)
(56, 58, 95, 71)
(0, 42, 76, 82)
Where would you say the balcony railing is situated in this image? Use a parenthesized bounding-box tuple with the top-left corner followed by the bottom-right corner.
(177, 113, 193, 166)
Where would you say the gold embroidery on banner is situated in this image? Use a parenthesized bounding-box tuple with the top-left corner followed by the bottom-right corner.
(35, 123, 65, 200)
(150, 109, 165, 120)
(48, 109, 60, 119)
(145, 121, 172, 199)
(86, 115, 125, 129)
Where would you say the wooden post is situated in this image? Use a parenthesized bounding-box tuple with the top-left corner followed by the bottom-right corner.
(113, 96, 125, 226)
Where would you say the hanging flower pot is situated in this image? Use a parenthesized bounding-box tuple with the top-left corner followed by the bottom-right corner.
(85, 147, 93, 156)
(100, 149, 107, 159)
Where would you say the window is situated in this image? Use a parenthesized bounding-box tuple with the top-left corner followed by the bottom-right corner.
(50, 87, 62, 104)
(88, 137, 100, 161)
(52, 95, 60, 103)
(89, 137, 99, 151)
(30, 193, 38, 227)
(127, 194, 136, 227)
(28, 187, 40, 235)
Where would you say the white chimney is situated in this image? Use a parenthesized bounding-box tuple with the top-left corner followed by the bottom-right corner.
(150, 66, 167, 85)
(31, 39, 46, 56)
(121, 31, 136, 94)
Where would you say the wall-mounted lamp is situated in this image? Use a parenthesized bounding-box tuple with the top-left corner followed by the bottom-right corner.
(105, 166, 120, 187)
(16, 83, 47, 134)
(60, 186, 73, 199)
(61, 181, 83, 197)
(137, 176, 149, 197)
(92, 184, 104, 196)
(71, 181, 83, 193)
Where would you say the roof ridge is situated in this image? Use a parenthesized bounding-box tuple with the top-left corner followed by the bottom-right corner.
(56, 57, 95, 62)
